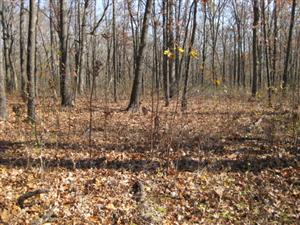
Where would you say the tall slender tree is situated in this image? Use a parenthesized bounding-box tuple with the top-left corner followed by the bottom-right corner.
(20, 0, 26, 100)
(78, 0, 89, 94)
(1, 1, 17, 92)
(271, 0, 277, 85)
(59, 0, 73, 106)
(282, 0, 297, 91)
(0, 34, 6, 120)
(181, 0, 198, 110)
(127, 0, 153, 111)
(112, 0, 118, 102)
(49, 0, 56, 82)
(251, 0, 259, 97)
(261, 0, 271, 104)
(26, 0, 37, 121)
(162, 0, 170, 106)
(200, 2, 207, 84)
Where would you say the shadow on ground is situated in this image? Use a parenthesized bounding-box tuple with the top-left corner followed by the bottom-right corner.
(0, 154, 298, 174)
(0, 138, 298, 173)
(0, 141, 25, 153)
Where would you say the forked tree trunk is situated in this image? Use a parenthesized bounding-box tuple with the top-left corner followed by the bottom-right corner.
(181, 0, 198, 111)
(282, 0, 297, 92)
(127, 0, 153, 111)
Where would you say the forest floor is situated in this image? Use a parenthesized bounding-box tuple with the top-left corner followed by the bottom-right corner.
(0, 93, 299, 224)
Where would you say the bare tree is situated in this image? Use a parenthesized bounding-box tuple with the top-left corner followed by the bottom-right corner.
(252, 0, 259, 98)
(20, 0, 26, 99)
(181, 0, 198, 110)
(127, 0, 153, 111)
(27, 0, 37, 121)
(112, 0, 118, 102)
(0, 33, 6, 120)
(271, 0, 277, 85)
(162, 0, 170, 106)
(1, 1, 17, 92)
(78, 0, 89, 95)
(261, 0, 271, 104)
(59, 0, 73, 106)
(282, 0, 297, 92)
(200, 2, 207, 84)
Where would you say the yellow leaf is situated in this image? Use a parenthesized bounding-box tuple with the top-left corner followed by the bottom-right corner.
(190, 49, 199, 59)
(214, 79, 221, 86)
(163, 49, 170, 55)
(178, 47, 184, 54)
(163, 49, 176, 59)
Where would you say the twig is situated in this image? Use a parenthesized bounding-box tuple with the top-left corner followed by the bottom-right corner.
(17, 189, 49, 209)
(89, 1, 110, 35)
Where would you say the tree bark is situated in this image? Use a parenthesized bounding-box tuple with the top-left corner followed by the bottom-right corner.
(78, 0, 89, 95)
(261, 0, 271, 104)
(252, 0, 259, 97)
(200, 3, 207, 85)
(127, 0, 153, 111)
(59, 0, 73, 106)
(282, 0, 297, 91)
(271, 0, 277, 85)
(26, 0, 37, 121)
(112, 0, 118, 102)
(20, 0, 26, 100)
(0, 34, 6, 120)
(162, 0, 170, 106)
(0, 2, 16, 92)
(181, 0, 198, 110)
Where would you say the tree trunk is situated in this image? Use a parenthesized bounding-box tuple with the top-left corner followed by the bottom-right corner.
(181, 0, 198, 110)
(26, 0, 37, 121)
(59, 0, 73, 106)
(127, 0, 153, 111)
(0, 35, 6, 120)
(174, 0, 182, 92)
(200, 3, 207, 85)
(34, 0, 40, 97)
(78, 0, 89, 95)
(20, 0, 26, 100)
(252, 0, 259, 97)
(271, 0, 277, 85)
(112, 0, 118, 102)
(49, 0, 57, 85)
(261, 0, 271, 105)
(162, 0, 170, 106)
(168, 0, 175, 98)
(282, 0, 296, 91)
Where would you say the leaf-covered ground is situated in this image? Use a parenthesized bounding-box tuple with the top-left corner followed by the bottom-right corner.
(0, 95, 299, 224)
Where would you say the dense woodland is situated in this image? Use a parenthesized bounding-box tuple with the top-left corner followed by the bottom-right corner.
(0, 0, 299, 224)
